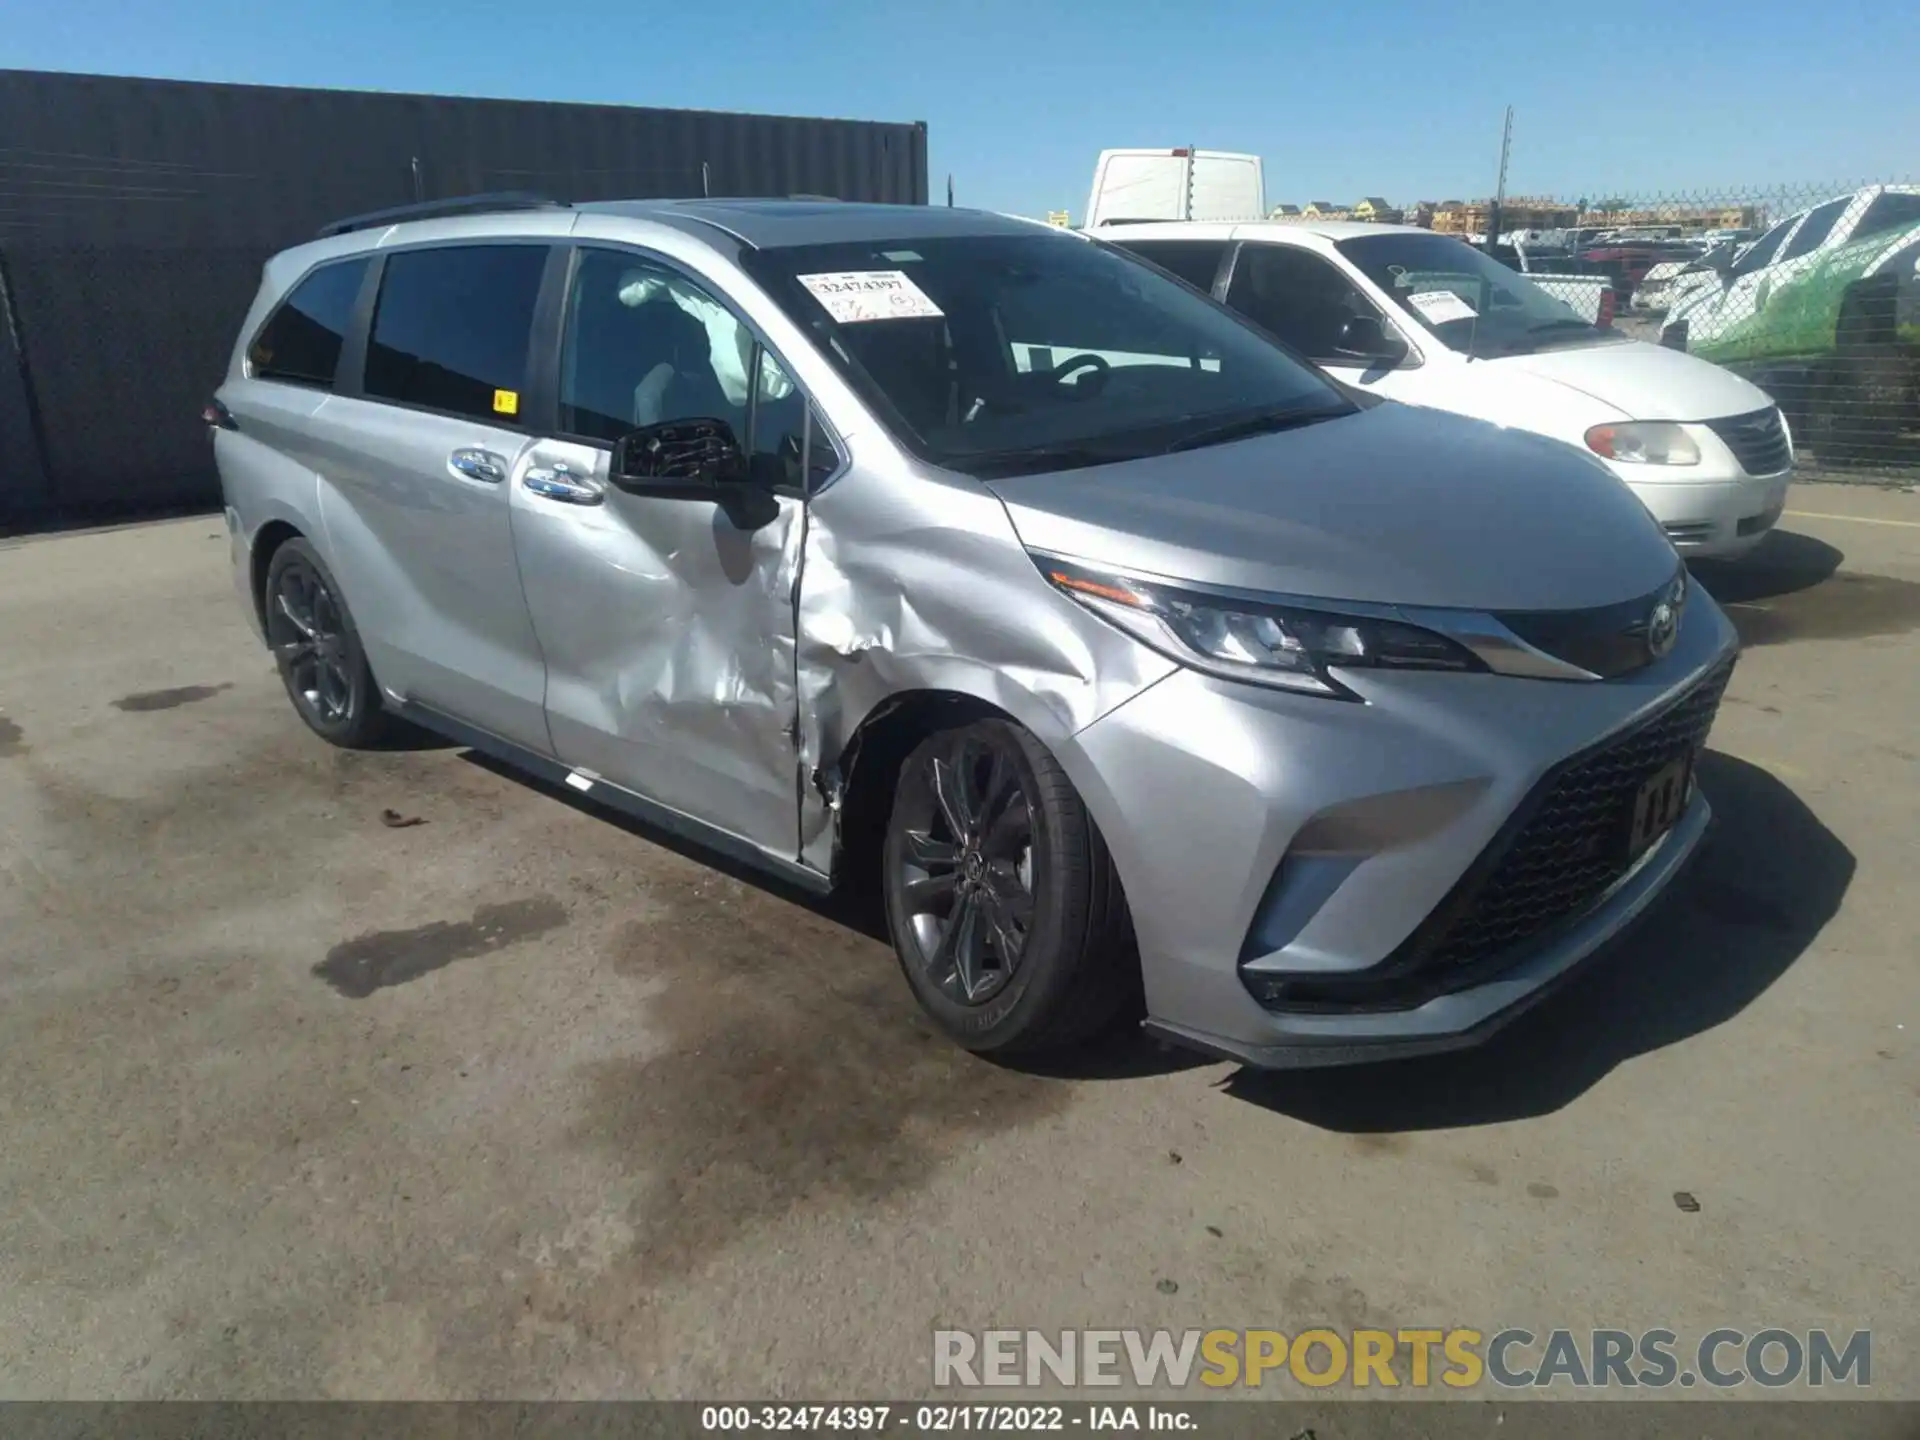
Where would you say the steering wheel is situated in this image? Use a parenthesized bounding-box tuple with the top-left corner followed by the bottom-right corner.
(1050, 352, 1111, 397)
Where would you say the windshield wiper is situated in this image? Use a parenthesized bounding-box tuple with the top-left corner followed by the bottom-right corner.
(1526, 318, 1601, 334)
(959, 443, 1142, 478)
(1162, 404, 1348, 454)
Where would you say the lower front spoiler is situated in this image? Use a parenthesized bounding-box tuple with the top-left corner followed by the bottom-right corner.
(1143, 791, 1714, 1071)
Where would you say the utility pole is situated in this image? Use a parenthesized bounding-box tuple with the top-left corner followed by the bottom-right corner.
(946, 174, 954, 207)
(1487, 106, 1513, 244)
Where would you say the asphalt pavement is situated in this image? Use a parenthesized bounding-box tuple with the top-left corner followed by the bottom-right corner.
(1, 484, 1914, 1399)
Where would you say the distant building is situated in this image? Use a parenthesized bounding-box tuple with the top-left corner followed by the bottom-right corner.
(1353, 196, 1403, 223)
(1268, 203, 1303, 217)
(1432, 197, 1579, 234)
(1302, 200, 1352, 219)
(1046, 210, 1071, 228)
(1580, 203, 1761, 233)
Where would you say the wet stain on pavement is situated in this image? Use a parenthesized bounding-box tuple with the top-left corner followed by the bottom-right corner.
(552, 872, 1075, 1299)
(315, 897, 569, 998)
(0, 716, 23, 757)
(1526, 1182, 1560, 1200)
(112, 683, 233, 713)
(1719, 572, 1920, 648)
(1349, 1132, 1409, 1158)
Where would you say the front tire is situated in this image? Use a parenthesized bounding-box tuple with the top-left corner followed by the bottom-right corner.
(881, 719, 1136, 1056)
(263, 538, 391, 749)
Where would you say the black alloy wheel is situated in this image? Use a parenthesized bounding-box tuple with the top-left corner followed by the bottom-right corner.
(895, 727, 1036, 1006)
(883, 718, 1138, 1055)
(264, 538, 388, 748)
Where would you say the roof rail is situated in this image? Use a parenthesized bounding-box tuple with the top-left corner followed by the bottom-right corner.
(316, 192, 570, 239)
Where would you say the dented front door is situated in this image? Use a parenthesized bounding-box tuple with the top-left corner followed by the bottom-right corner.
(509, 245, 809, 862)
(511, 437, 804, 859)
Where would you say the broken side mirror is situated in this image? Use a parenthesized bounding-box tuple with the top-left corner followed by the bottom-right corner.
(609, 418, 748, 495)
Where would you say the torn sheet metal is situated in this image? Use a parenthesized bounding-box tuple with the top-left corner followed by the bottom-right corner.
(794, 459, 1178, 875)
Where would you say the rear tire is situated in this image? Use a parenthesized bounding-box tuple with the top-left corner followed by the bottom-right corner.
(263, 538, 392, 749)
(881, 718, 1137, 1056)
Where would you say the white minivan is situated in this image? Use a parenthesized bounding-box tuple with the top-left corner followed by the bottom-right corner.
(1106, 222, 1794, 559)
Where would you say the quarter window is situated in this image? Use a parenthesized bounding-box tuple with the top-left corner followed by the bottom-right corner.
(1730, 220, 1794, 277)
(364, 245, 548, 422)
(247, 258, 369, 388)
(1115, 240, 1230, 293)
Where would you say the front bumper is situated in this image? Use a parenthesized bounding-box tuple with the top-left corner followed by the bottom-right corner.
(1604, 416, 1793, 560)
(1060, 593, 1739, 1069)
(1626, 471, 1790, 559)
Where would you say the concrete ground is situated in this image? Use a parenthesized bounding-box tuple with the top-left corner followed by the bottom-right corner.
(1, 484, 1914, 1401)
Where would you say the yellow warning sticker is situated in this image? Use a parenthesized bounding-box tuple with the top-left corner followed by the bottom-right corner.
(492, 389, 520, 416)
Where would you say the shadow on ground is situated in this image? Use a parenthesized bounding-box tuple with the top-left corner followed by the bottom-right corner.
(455, 748, 1207, 1082)
(1689, 528, 1842, 604)
(1691, 528, 1920, 647)
(1222, 751, 1853, 1131)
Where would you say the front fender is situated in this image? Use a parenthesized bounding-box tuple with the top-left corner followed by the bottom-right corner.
(793, 461, 1176, 872)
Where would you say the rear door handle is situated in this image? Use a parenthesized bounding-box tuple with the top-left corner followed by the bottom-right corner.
(522, 462, 603, 506)
(448, 448, 507, 484)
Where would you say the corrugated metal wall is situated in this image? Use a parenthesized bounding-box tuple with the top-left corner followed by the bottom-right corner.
(0, 70, 928, 522)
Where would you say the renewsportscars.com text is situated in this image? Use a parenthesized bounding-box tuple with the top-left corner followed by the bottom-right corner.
(933, 1327, 1871, 1390)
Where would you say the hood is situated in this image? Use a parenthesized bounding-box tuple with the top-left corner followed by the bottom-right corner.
(1485, 338, 1772, 421)
(988, 402, 1679, 612)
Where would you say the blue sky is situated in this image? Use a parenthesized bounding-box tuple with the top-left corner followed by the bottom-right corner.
(6, 0, 1911, 219)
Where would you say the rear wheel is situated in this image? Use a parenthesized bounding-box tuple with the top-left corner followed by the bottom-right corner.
(882, 718, 1136, 1056)
(263, 538, 391, 748)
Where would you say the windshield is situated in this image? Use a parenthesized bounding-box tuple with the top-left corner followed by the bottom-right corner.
(1336, 232, 1622, 358)
(738, 230, 1349, 476)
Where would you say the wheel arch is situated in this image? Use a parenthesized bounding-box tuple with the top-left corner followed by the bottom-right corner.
(1836, 273, 1902, 350)
(831, 688, 1013, 890)
(249, 518, 307, 634)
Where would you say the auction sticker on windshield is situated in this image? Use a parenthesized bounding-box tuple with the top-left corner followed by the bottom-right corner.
(1405, 290, 1479, 324)
(798, 270, 945, 323)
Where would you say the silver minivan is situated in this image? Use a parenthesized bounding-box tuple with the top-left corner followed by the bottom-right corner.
(213, 197, 1737, 1068)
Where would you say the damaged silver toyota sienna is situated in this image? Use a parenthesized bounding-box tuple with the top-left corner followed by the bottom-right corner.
(213, 197, 1736, 1068)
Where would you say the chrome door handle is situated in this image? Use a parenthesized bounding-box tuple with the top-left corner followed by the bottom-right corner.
(522, 462, 603, 505)
(448, 448, 507, 484)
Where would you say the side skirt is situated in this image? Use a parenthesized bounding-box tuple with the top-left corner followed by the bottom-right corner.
(391, 697, 834, 898)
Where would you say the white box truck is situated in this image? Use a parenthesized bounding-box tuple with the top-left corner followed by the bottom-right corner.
(1084, 148, 1265, 227)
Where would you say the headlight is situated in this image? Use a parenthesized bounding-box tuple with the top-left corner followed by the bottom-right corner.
(1585, 421, 1701, 465)
(1040, 557, 1486, 699)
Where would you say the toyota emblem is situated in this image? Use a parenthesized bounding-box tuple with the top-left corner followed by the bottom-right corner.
(1647, 574, 1685, 659)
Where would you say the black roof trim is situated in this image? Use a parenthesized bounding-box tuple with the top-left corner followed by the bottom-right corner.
(317, 192, 570, 239)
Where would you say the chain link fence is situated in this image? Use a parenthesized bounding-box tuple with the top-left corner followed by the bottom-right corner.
(1433, 181, 1920, 484)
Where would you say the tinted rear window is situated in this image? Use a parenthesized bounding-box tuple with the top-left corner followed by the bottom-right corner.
(248, 258, 369, 388)
(365, 245, 549, 422)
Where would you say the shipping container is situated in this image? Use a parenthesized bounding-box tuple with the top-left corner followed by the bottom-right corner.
(0, 70, 928, 522)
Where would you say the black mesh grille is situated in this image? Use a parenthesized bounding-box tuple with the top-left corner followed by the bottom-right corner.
(1253, 656, 1735, 1013)
(1706, 407, 1792, 476)
(1412, 657, 1734, 972)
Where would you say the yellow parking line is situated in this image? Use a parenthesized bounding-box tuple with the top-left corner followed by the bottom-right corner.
(1784, 509, 1920, 529)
